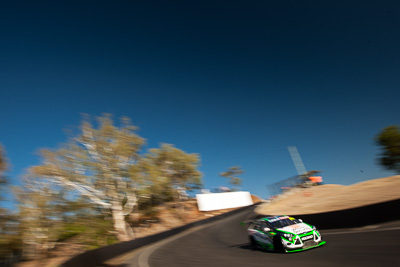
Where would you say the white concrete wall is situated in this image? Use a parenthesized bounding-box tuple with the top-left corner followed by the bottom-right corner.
(196, 191, 253, 211)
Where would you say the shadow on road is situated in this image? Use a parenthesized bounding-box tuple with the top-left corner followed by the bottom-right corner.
(228, 242, 253, 250)
(96, 263, 128, 267)
(228, 243, 281, 254)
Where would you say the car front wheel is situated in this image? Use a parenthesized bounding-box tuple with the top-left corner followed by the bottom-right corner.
(273, 236, 287, 253)
(250, 237, 259, 250)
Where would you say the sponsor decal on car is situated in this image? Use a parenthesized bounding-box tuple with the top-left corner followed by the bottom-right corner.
(301, 235, 313, 241)
(246, 216, 325, 253)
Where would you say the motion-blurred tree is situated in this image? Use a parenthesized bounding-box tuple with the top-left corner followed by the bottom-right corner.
(0, 144, 8, 199)
(0, 144, 16, 262)
(219, 166, 244, 191)
(0, 145, 7, 172)
(0, 212, 20, 263)
(13, 176, 67, 260)
(143, 144, 202, 213)
(28, 114, 146, 241)
(376, 125, 400, 174)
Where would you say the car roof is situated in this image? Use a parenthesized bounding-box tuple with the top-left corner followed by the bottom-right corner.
(261, 215, 291, 221)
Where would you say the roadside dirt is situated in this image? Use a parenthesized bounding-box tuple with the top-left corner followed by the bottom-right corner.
(256, 175, 400, 215)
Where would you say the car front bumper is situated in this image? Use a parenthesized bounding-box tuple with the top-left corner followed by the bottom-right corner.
(285, 240, 326, 252)
(281, 231, 326, 252)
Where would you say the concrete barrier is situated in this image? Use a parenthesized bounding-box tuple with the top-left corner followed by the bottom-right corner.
(258, 198, 400, 230)
(196, 191, 253, 211)
(61, 205, 254, 267)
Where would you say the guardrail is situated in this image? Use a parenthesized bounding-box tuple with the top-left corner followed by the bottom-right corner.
(61, 204, 255, 267)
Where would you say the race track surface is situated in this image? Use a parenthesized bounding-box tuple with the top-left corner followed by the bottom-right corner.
(127, 206, 400, 267)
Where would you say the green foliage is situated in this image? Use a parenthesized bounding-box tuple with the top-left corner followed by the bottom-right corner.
(219, 166, 244, 191)
(76, 217, 119, 249)
(143, 143, 202, 193)
(376, 125, 400, 174)
(57, 223, 87, 242)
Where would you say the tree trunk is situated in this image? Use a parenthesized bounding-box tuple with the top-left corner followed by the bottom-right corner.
(111, 204, 134, 241)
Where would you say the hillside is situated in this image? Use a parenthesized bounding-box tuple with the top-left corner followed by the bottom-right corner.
(256, 175, 400, 215)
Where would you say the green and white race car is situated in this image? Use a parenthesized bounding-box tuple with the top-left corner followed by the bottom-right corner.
(246, 215, 326, 253)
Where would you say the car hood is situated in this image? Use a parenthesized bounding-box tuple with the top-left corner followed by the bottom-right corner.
(278, 223, 313, 235)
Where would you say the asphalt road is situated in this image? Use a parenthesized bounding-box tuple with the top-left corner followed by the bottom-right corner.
(127, 206, 400, 267)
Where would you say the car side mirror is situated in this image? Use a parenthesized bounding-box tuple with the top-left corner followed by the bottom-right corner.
(264, 227, 271, 232)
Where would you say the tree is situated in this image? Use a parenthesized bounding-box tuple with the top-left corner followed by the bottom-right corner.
(0, 144, 8, 199)
(0, 145, 7, 172)
(0, 144, 16, 262)
(0, 211, 20, 263)
(219, 166, 244, 191)
(376, 125, 400, 174)
(13, 176, 67, 260)
(143, 144, 202, 213)
(28, 114, 146, 241)
(14, 174, 115, 260)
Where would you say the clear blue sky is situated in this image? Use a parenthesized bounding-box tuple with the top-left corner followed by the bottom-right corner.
(1, 0, 399, 204)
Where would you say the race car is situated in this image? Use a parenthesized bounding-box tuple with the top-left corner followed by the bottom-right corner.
(245, 215, 325, 253)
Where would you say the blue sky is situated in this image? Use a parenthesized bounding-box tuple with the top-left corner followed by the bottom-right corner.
(1, 0, 399, 204)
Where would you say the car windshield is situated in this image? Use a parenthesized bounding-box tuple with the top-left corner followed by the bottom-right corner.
(268, 218, 297, 229)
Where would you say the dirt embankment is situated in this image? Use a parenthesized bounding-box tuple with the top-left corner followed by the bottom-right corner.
(256, 175, 400, 215)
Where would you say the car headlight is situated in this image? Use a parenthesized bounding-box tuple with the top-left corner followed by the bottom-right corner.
(283, 233, 295, 241)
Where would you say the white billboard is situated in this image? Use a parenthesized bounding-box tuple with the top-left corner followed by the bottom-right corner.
(196, 191, 253, 211)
